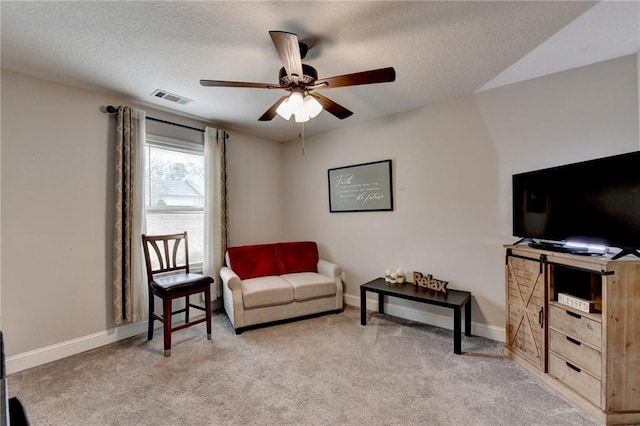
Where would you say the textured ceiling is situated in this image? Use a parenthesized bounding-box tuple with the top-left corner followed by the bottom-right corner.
(2, 1, 639, 142)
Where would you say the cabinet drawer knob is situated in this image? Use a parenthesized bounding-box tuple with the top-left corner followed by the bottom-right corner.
(566, 310, 582, 319)
(566, 361, 581, 373)
(566, 336, 582, 346)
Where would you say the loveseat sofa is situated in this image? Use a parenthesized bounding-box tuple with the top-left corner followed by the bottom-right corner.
(220, 241, 343, 333)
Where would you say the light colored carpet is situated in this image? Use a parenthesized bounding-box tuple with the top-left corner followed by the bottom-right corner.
(9, 306, 600, 425)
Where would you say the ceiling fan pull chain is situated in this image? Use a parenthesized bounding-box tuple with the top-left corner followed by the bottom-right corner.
(298, 123, 305, 155)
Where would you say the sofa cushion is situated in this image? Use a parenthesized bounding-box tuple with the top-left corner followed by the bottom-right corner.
(242, 276, 294, 309)
(227, 244, 278, 280)
(276, 241, 319, 275)
(282, 272, 337, 301)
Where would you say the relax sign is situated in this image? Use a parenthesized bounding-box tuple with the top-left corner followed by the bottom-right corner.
(413, 271, 448, 293)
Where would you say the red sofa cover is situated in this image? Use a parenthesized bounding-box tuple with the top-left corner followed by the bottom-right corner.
(226, 241, 319, 280)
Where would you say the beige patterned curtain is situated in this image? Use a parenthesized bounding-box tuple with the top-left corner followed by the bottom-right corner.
(113, 106, 147, 325)
(204, 128, 229, 300)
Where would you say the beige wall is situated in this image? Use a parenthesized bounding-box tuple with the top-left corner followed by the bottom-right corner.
(281, 54, 639, 330)
(475, 54, 638, 242)
(226, 132, 284, 246)
(2, 71, 118, 356)
(0, 70, 284, 357)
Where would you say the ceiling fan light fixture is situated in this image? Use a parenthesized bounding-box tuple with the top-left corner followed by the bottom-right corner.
(277, 90, 304, 121)
(275, 97, 293, 120)
(276, 90, 321, 122)
(303, 95, 323, 119)
(288, 91, 304, 110)
(294, 110, 310, 123)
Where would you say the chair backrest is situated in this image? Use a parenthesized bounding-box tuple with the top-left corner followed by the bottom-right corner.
(141, 232, 190, 280)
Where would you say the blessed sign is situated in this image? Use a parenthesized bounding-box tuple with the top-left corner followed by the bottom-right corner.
(413, 271, 448, 293)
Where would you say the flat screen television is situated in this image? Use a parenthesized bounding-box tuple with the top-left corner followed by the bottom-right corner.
(512, 151, 640, 258)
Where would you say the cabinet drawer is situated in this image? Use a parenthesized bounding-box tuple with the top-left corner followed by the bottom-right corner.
(549, 304, 601, 349)
(549, 328, 601, 378)
(548, 352, 601, 408)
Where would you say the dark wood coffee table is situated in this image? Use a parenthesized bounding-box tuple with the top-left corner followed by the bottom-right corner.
(360, 277, 472, 354)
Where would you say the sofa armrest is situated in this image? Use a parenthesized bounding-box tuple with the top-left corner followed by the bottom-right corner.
(220, 266, 245, 330)
(317, 259, 342, 279)
(220, 266, 242, 291)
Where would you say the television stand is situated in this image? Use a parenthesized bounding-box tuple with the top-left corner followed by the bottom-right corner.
(611, 247, 640, 260)
(505, 244, 640, 424)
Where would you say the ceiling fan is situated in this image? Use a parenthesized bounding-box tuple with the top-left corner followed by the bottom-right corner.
(200, 31, 396, 123)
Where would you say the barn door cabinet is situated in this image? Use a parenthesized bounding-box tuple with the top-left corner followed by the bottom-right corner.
(505, 245, 640, 425)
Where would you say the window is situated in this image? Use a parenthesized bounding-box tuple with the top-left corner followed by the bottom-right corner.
(144, 135, 205, 268)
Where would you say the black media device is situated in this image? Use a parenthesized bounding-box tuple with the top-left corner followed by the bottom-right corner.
(512, 150, 640, 259)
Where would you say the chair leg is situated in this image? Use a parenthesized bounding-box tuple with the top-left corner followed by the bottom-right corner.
(185, 295, 190, 323)
(147, 287, 155, 341)
(163, 296, 172, 357)
(204, 287, 212, 340)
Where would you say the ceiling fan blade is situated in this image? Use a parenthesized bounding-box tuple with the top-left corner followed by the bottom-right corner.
(200, 80, 279, 89)
(309, 93, 353, 120)
(258, 95, 289, 121)
(269, 31, 303, 81)
(314, 67, 396, 89)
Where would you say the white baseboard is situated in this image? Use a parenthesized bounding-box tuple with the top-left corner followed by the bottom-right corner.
(344, 293, 505, 343)
(7, 299, 225, 375)
(7, 297, 504, 374)
(6, 321, 149, 375)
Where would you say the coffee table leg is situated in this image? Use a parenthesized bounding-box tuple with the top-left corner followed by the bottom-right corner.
(465, 299, 472, 337)
(378, 293, 385, 314)
(360, 287, 367, 326)
(454, 307, 461, 355)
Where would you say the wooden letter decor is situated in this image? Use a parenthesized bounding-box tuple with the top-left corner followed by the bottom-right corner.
(413, 271, 448, 293)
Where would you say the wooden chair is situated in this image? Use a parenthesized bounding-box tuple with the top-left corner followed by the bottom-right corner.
(141, 232, 213, 356)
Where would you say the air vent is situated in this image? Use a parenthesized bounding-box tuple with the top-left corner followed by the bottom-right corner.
(150, 89, 193, 105)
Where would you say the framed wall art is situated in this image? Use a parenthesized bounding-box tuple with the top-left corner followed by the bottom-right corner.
(328, 159, 393, 212)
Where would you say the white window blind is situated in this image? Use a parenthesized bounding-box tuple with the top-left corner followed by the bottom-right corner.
(144, 135, 205, 266)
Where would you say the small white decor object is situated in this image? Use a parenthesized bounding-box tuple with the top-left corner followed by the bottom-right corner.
(558, 293, 598, 313)
(384, 268, 405, 284)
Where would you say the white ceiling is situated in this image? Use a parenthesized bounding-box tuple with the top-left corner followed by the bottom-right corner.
(2, 1, 639, 142)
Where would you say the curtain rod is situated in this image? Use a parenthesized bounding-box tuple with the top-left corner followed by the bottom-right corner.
(105, 105, 205, 133)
